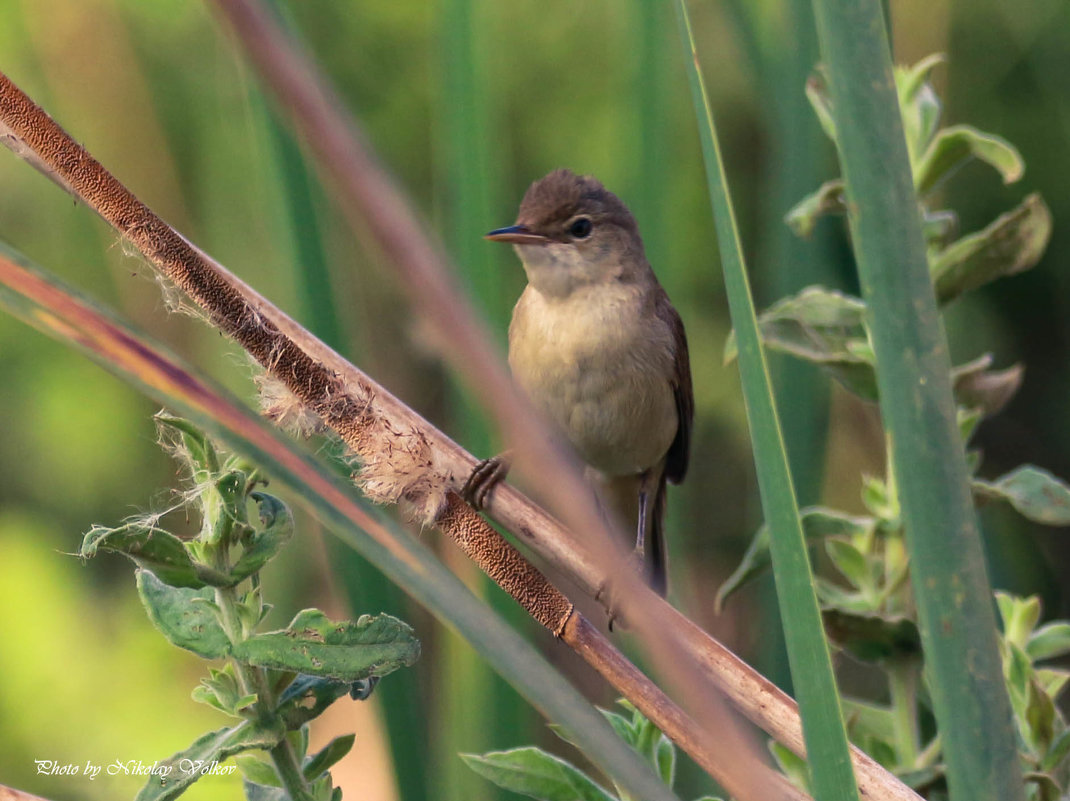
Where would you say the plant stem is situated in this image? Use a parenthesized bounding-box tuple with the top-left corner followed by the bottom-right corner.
(269, 737, 316, 801)
(887, 662, 920, 769)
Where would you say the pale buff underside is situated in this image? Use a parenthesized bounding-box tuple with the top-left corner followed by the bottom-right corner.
(508, 279, 678, 480)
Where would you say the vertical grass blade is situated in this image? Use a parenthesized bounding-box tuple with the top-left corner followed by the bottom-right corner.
(672, 4, 859, 800)
(807, 3, 1025, 800)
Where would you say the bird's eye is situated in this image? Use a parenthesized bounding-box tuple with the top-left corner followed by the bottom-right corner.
(568, 217, 593, 239)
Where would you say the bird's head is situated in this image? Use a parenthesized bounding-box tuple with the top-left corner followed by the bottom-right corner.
(486, 169, 647, 298)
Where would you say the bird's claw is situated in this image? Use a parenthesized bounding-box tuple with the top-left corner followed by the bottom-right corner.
(461, 452, 512, 511)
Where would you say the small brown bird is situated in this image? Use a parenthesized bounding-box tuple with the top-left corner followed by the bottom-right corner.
(478, 168, 693, 595)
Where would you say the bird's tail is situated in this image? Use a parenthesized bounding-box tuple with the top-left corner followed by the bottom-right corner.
(647, 472, 669, 597)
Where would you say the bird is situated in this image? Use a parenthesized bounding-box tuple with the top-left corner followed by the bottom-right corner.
(469, 168, 693, 596)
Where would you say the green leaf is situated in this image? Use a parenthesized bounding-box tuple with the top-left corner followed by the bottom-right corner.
(156, 413, 220, 479)
(997, 592, 1042, 648)
(895, 54, 945, 163)
(1041, 728, 1070, 772)
(274, 673, 359, 732)
(1036, 668, 1070, 701)
(193, 664, 253, 717)
(461, 748, 617, 801)
(842, 696, 898, 745)
(805, 71, 837, 144)
(951, 354, 1024, 419)
(81, 521, 223, 589)
(785, 179, 845, 238)
(236, 755, 282, 787)
(768, 741, 810, 791)
(655, 736, 675, 788)
(915, 125, 1024, 197)
(136, 569, 231, 658)
(824, 539, 870, 591)
(975, 465, 1070, 526)
(1027, 623, 1070, 663)
(304, 734, 355, 782)
(242, 780, 288, 801)
(135, 721, 285, 801)
(822, 608, 922, 663)
(229, 492, 294, 583)
(931, 193, 1052, 305)
(717, 507, 875, 610)
(233, 610, 420, 682)
(726, 286, 877, 400)
(596, 708, 636, 746)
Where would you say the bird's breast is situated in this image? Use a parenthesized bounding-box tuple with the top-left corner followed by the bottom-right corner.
(508, 284, 678, 476)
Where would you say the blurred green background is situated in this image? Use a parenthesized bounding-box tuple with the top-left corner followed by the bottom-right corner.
(0, 1, 1067, 799)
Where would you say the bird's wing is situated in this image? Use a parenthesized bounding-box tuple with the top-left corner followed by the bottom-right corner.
(657, 290, 693, 485)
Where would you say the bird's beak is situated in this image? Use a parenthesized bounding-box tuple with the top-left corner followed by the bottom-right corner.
(484, 224, 548, 246)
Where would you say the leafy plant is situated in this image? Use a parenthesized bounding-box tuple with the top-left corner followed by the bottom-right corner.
(720, 55, 1070, 800)
(80, 414, 420, 801)
(462, 700, 721, 801)
(728, 55, 1052, 407)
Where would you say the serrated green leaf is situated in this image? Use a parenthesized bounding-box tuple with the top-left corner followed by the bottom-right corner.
(975, 466, 1070, 526)
(915, 125, 1023, 197)
(233, 611, 419, 682)
(822, 608, 922, 662)
(1027, 623, 1070, 662)
(303, 734, 355, 782)
(135, 721, 285, 801)
(81, 522, 230, 589)
(717, 507, 875, 610)
(137, 569, 231, 658)
(726, 286, 877, 399)
(931, 193, 1052, 305)
(229, 492, 294, 583)
(461, 748, 616, 801)
(785, 179, 845, 238)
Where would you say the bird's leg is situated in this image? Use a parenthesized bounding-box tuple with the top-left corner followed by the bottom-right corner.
(635, 468, 655, 557)
(461, 450, 513, 511)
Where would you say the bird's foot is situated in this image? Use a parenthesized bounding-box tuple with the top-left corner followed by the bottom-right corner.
(461, 451, 512, 511)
